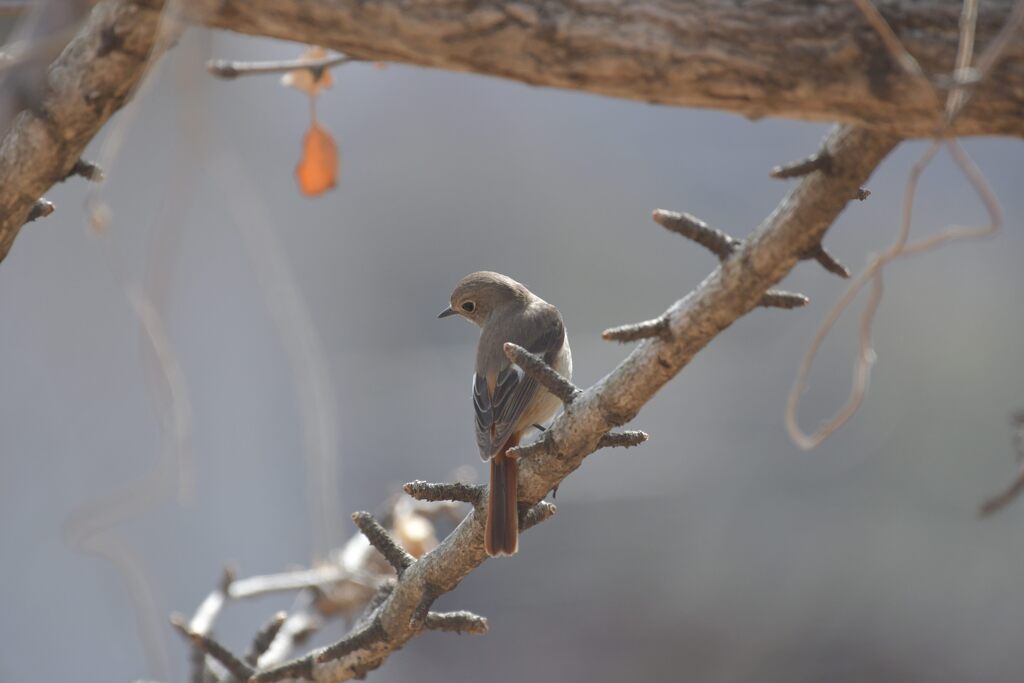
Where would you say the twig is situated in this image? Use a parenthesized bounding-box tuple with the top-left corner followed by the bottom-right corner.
(246, 612, 288, 666)
(408, 587, 437, 629)
(207, 54, 355, 79)
(171, 615, 254, 682)
(651, 209, 819, 302)
(423, 611, 489, 634)
(402, 481, 484, 506)
(315, 620, 385, 664)
(0, 1, 178, 263)
(351, 511, 415, 576)
(25, 198, 53, 223)
(769, 150, 833, 179)
(596, 431, 648, 450)
(801, 244, 851, 279)
(601, 316, 669, 342)
(760, 290, 810, 309)
(189, 567, 234, 635)
(229, 565, 346, 600)
(507, 435, 555, 460)
(502, 343, 580, 403)
(787, 0, 1015, 449)
(520, 501, 557, 531)
(979, 412, 1024, 516)
(177, 124, 896, 683)
(257, 610, 321, 670)
(851, 0, 931, 86)
(63, 158, 104, 182)
(652, 209, 739, 260)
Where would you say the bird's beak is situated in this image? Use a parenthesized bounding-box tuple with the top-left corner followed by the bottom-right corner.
(437, 306, 457, 319)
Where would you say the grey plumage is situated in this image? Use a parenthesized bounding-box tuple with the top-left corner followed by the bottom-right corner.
(440, 271, 572, 556)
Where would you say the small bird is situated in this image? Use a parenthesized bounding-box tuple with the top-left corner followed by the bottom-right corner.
(439, 272, 572, 556)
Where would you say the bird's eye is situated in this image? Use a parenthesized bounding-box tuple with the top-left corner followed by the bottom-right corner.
(461, 301, 476, 313)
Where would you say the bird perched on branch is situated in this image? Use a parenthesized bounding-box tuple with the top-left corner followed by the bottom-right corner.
(439, 272, 572, 556)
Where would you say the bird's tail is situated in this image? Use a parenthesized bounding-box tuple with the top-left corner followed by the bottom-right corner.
(485, 438, 519, 557)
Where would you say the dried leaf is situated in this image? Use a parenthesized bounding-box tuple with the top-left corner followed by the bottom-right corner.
(280, 46, 334, 96)
(296, 121, 339, 196)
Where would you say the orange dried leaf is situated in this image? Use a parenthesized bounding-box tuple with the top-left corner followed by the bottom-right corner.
(281, 46, 334, 96)
(296, 121, 339, 196)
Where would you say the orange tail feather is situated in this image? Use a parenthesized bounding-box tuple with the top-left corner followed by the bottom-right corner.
(485, 441, 519, 557)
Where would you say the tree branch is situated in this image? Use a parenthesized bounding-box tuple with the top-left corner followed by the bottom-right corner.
(232, 123, 898, 683)
(165, 0, 1024, 138)
(3, 0, 1019, 264)
(0, 0, 178, 263)
(351, 511, 415, 577)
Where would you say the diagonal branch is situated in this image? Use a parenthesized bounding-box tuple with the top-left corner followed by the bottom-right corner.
(207, 53, 356, 79)
(242, 124, 898, 683)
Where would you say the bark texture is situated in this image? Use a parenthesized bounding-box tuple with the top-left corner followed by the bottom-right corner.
(173, 0, 1024, 138)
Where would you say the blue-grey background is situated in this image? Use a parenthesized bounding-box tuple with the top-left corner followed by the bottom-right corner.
(2, 26, 1023, 683)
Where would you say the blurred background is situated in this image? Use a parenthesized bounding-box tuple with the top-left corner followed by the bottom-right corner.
(2, 23, 1024, 683)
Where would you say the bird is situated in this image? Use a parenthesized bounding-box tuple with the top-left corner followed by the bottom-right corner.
(439, 272, 572, 556)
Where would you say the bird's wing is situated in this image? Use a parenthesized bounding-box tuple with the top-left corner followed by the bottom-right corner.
(473, 310, 565, 461)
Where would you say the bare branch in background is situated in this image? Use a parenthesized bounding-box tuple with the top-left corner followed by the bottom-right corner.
(207, 52, 355, 79)
(785, 0, 1014, 450)
(979, 413, 1024, 517)
(171, 616, 255, 682)
(176, 487, 476, 680)
(246, 613, 289, 666)
(0, 0, 180, 263)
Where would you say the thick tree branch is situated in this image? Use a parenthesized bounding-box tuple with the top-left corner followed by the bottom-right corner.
(3, 0, 1019, 264)
(240, 124, 899, 683)
(166, 0, 1024, 138)
(0, 0, 176, 263)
